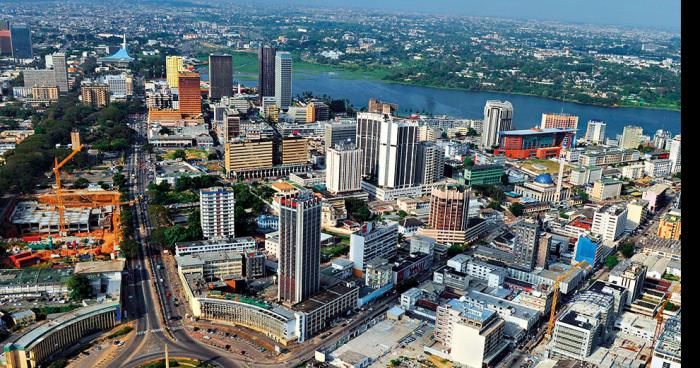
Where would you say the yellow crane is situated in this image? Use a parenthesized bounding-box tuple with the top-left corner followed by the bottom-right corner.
(546, 260, 588, 339)
(53, 143, 84, 235)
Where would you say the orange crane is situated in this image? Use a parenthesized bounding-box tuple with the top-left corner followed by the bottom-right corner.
(53, 143, 84, 236)
(646, 283, 680, 367)
(546, 260, 588, 339)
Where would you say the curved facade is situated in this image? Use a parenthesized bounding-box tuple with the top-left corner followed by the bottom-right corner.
(197, 297, 297, 345)
(4, 302, 120, 368)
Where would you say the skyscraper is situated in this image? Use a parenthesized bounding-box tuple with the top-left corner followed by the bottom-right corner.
(619, 125, 643, 149)
(258, 46, 276, 103)
(199, 187, 236, 240)
(208, 54, 233, 100)
(540, 113, 578, 130)
(177, 71, 202, 116)
(415, 141, 445, 185)
(417, 184, 472, 244)
(356, 112, 389, 179)
(274, 52, 292, 110)
(378, 119, 419, 188)
(0, 30, 11, 55)
(166, 56, 184, 88)
(277, 192, 322, 304)
(584, 120, 606, 144)
(669, 135, 681, 174)
(511, 220, 540, 271)
(51, 53, 69, 93)
(10, 24, 32, 60)
(481, 100, 513, 148)
(326, 144, 363, 194)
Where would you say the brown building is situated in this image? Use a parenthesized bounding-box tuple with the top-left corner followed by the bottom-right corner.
(368, 98, 398, 115)
(31, 86, 59, 102)
(280, 137, 308, 165)
(224, 139, 274, 176)
(81, 83, 110, 108)
(0, 30, 11, 55)
(417, 184, 471, 244)
(177, 71, 202, 116)
(540, 113, 579, 130)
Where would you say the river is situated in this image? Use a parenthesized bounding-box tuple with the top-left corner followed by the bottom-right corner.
(201, 68, 681, 137)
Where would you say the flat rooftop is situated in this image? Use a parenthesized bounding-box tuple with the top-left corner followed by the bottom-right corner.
(0, 268, 73, 288)
(74, 260, 125, 274)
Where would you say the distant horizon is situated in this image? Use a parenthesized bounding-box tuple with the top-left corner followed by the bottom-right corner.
(242, 0, 681, 33)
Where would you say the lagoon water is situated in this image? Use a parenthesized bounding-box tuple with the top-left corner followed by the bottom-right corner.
(202, 68, 681, 137)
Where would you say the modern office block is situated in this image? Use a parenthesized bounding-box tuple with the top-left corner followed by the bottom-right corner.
(378, 119, 419, 189)
(274, 52, 292, 110)
(166, 56, 184, 88)
(356, 112, 390, 179)
(511, 220, 540, 271)
(177, 71, 202, 115)
(481, 100, 513, 148)
(326, 144, 363, 194)
(258, 46, 276, 103)
(209, 54, 233, 100)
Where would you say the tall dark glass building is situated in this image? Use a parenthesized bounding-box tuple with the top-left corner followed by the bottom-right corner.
(208, 54, 233, 100)
(258, 45, 276, 103)
(10, 24, 32, 60)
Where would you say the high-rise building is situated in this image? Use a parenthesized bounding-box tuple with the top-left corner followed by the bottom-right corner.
(669, 135, 681, 174)
(324, 121, 356, 149)
(540, 113, 578, 130)
(10, 24, 32, 60)
(415, 141, 445, 185)
(51, 53, 69, 92)
(0, 30, 12, 55)
(418, 184, 471, 244)
(511, 220, 540, 271)
(326, 144, 363, 194)
(277, 192, 322, 304)
(349, 221, 399, 275)
(481, 100, 513, 148)
(177, 71, 202, 116)
(591, 205, 628, 242)
(102, 74, 133, 97)
(378, 119, 419, 188)
(208, 54, 233, 100)
(200, 187, 236, 240)
(166, 56, 184, 88)
(80, 82, 110, 108)
(584, 120, 606, 144)
(224, 138, 274, 177)
(31, 86, 59, 102)
(652, 129, 672, 149)
(280, 136, 308, 165)
(356, 112, 389, 179)
(23, 70, 56, 88)
(258, 46, 276, 103)
(274, 52, 292, 110)
(619, 125, 644, 149)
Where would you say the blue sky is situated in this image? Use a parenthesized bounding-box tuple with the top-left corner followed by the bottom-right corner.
(265, 0, 680, 32)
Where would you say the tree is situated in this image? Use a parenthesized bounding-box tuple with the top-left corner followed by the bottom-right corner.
(605, 255, 620, 269)
(619, 241, 635, 258)
(509, 203, 524, 217)
(172, 149, 187, 160)
(345, 198, 372, 222)
(72, 177, 90, 189)
(447, 244, 463, 257)
(67, 274, 93, 301)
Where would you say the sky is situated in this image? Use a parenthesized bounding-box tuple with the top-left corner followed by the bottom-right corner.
(261, 0, 681, 32)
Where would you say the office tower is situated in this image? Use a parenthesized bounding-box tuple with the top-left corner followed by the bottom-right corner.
(584, 120, 606, 144)
(208, 54, 233, 100)
(103, 74, 133, 97)
(23, 70, 56, 88)
(418, 184, 471, 244)
(280, 136, 308, 165)
(324, 121, 357, 149)
(652, 129, 672, 149)
(177, 71, 202, 115)
(415, 141, 445, 185)
(591, 205, 628, 242)
(224, 139, 274, 177)
(368, 98, 399, 115)
(277, 192, 322, 304)
(0, 30, 11, 55)
(378, 119, 419, 188)
(349, 221, 399, 274)
(619, 125, 643, 149)
(326, 144, 363, 194)
(199, 187, 236, 239)
(306, 102, 329, 122)
(258, 46, 276, 103)
(80, 82, 110, 108)
(511, 220, 540, 271)
(540, 113, 579, 130)
(165, 56, 184, 88)
(10, 24, 32, 60)
(481, 100, 513, 148)
(356, 112, 389, 179)
(669, 135, 681, 173)
(51, 53, 69, 92)
(274, 52, 292, 110)
(435, 299, 506, 368)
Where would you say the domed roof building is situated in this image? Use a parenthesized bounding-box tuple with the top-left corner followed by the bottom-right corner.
(513, 172, 570, 203)
(534, 173, 555, 185)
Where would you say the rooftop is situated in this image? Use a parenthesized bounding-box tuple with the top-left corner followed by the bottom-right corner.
(74, 260, 125, 274)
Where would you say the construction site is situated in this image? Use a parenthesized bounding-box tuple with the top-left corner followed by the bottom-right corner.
(3, 130, 133, 267)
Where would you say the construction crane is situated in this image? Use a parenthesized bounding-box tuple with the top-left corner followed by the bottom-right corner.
(53, 143, 84, 236)
(646, 283, 680, 367)
(546, 260, 588, 339)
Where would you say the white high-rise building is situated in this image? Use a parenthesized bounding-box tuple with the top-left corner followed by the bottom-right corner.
(200, 187, 236, 240)
(591, 205, 628, 242)
(584, 120, 606, 144)
(274, 52, 292, 110)
(378, 119, 419, 188)
(652, 129, 672, 149)
(669, 135, 681, 174)
(620, 125, 644, 149)
(481, 100, 513, 148)
(326, 144, 363, 194)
